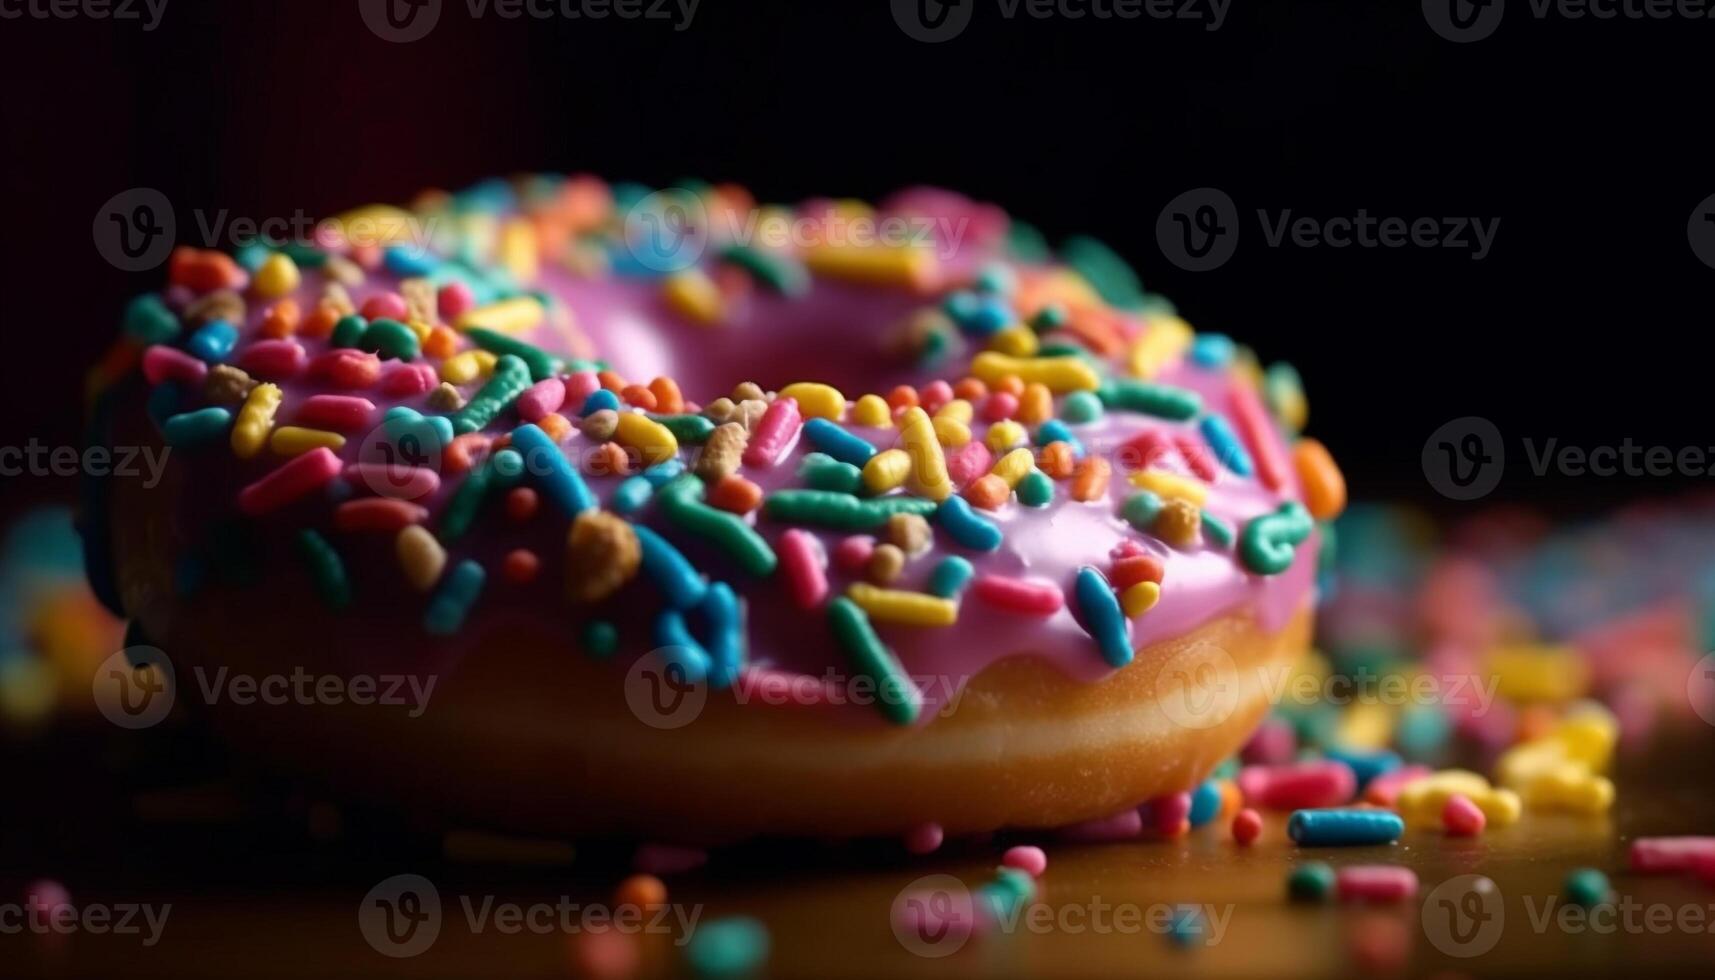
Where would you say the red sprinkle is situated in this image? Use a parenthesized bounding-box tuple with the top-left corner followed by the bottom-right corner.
(982, 391, 1019, 422)
(1232, 808, 1263, 845)
(342, 463, 440, 501)
(142, 344, 209, 386)
(437, 281, 474, 320)
(334, 497, 429, 532)
(1109, 554, 1165, 589)
(310, 349, 381, 389)
(1442, 794, 1487, 837)
(506, 487, 540, 522)
(1238, 761, 1357, 810)
(1174, 432, 1219, 481)
(833, 535, 875, 573)
(380, 362, 438, 397)
(502, 549, 540, 584)
(238, 448, 342, 516)
(235, 339, 307, 380)
(1118, 430, 1173, 470)
(778, 529, 828, 609)
(1229, 382, 1289, 490)
(361, 292, 409, 321)
(972, 575, 1064, 616)
(295, 395, 376, 432)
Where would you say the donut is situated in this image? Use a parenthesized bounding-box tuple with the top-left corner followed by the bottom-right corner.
(83, 176, 1342, 843)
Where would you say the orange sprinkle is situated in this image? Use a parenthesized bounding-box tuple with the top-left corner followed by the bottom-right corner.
(598, 370, 626, 392)
(1110, 554, 1164, 589)
(585, 442, 632, 477)
(502, 549, 540, 584)
(886, 385, 919, 412)
(1293, 438, 1347, 521)
(1040, 441, 1075, 479)
(620, 384, 657, 410)
(952, 377, 988, 401)
(992, 374, 1025, 397)
(423, 324, 459, 359)
(964, 473, 1010, 510)
(506, 487, 539, 522)
(706, 474, 763, 514)
(537, 412, 572, 444)
(613, 874, 668, 909)
(649, 376, 684, 415)
(1071, 456, 1111, 502)
(301, 306, 340, 339)
(260, 299, 300, 338)
(445, 433, 493, 474)
(1018, 382, 1052, 424)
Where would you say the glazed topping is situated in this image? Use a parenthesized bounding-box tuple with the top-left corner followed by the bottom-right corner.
(88, 175, 1343, 725)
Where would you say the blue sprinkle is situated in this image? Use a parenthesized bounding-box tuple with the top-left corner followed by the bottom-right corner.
(1074, 566, 1132, 667)
(161, 407, 231, 447)
(700, 582, 744, 690)
(928, 556, 975, 598)
(974, 262, 1017, 296)
(944, 290, 1012, 336)
(384, 245, 440, 277)
(1324, 747, 1403, 790)
(643, 459, 686, 488)
(802, 418, 877, 466)
(234, 242, 271, 272)
(185, 320, 239, 363)
(1188, 779, 1223, 828)
(1287, 808, 1404, 847)
(489, 448, 525, 488)
(1167, 905, 1205, 947)
(1034, 419, 1084, 456)
(652, 609, 712, 684)
(510, 424, 595, 513)
(1198, 414, 1254, 477)
(611, 475, 655, 515)
(380, 407, 452, 464)
(581, 388, 621, 415)
(424, 560, 485, 636)
(935, 496, 1003, 552)
(1190, 333, 1235, 368)
(633, 524, 709, 609)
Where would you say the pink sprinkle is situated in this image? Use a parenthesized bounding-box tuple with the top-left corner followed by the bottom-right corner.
(1059, 809, 1144, 843)
(295, 395, 375, 432)
(742, 396, 801, 468)
(516, 378, 567, 422)
(141, 345, 209, 386)
(1238, 761, 1356, 810)
(833, 535, 874, 573)
(1173, 432, 1219, 481)
(361, 292, 409, 321)
(238, 448, 342, 516)
(944, 441, 993, 487)
(1239, 717, 1297, 766)
(1109, 539, 1146, 560)
(904, 822, 944, 855)
(236, 338, 307, 380)
(380, 362, 437, 397)
(1363, 765, 1432, 807)
(310, 348, 381, 389)
(1232, 808, 1263, 846)
(1693, 852, 1715, 885)
(343, 463, 440, 501)
(972, 575, 1064, 616)
(1630, 837, 1715, 873)
(633, 844, 707, 876)
(982, 391, 1019, 422)
(778, 530, 828, 609)
(919, 380, 954, 414)
(565, 370, 602, 404)
(1442, 794, 1486, 837)
(1228, 382, 1288, 491)
(1002, 846, 1048, 877)
(1118, 430, 1173, 470)
(25, 879, 71, 914)
(437, 281, 475, 320)
(1335, 866, 1419, 904)
(334, 498, 429, 532)
(1142, 792, 1192, 836)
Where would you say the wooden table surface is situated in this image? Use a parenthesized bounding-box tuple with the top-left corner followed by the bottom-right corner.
(6, 731, 1715, 978)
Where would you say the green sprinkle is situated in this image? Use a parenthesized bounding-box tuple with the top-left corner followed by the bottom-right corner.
(465, 326, 563, 382)
(1007, 219, 1052, 263)
(489, 447, 525, 487)
(1122, 491, 1164, 530)
(295, 529, 352, 611)
(720, 244, 809, 296)
(440, 459, 495, 540)
(123, 295, 180, 344)
(450, 354, 532, 435)
(161, 407, 231, 447)
(1564, 868, 1613, 908)
(974, 262, 1015, 295)
(1017, 470, 1054, 508)
(1029, 303, 1068, 333)
(1098, 379, 1201, 420)
(582, 620, 619, 659)
(798, 454, 863, 494)
(827, 597, 920, 725)
(658, 476, 777, 577)
(330, 314, 367, 349)
(649, 413, 716, 444)
(1201, 510, 1234, 549)
(279, 242, 328, 268)
(685, 916, 771, 979)
(424, 559, 485, 636)
(1239, 501, 1314, 575)
(917, 325, 953, 367)
(928, 555, 975, 598)
(361, 318, 420, 361)
(1061, 235, 1148, 311)
(763, 490, 937, 530)
(1060, 390, 1104, 424)
(1288, 862, 1336, 903)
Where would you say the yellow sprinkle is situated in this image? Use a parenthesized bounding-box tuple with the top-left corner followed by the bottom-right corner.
(1129, 469, 1210, 506)
(1397, 770, 1522, 827)
(396, 525, 447, 593)
(847, 582, 957, 627)
(470, 350, 498, 376)
(971, 352, 1100, 393)
(899, 407, 951, 501)
(1485, 644, 1590, 703)
(326, 204, 423, 249)
(990, 448, 1035, 487)
(440, 351, 483, 385)
(1128, 316, 1194, 378)
(1336, 701, 1395, 752)
(455, 297, 545, 334)
(1519, 764, 1614, 814)
(932, 416, 971, 448)
(231, 383, 282, 460)
(499, 218, 540, 283)
(852, 394, 892, 428)
(661, 268, 724, 325)
(934, 398, 973, 424)
(270, 426, 346, 455)
(988, 325, 1039, 357)
(1497, 708, 1618, 789)
(1120, 581, 1161, 617)
(405, 319, 433, 342)
(778, 382, 846, 421)
(613, 411, 679, 467)
(985, 420, 1026, 452)
(862, 448, 911, 493)
(802, 243, 937, 290)
(252, 253, 300, 299)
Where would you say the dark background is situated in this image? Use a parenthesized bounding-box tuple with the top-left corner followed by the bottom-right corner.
(1, 0, 1705, 514)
